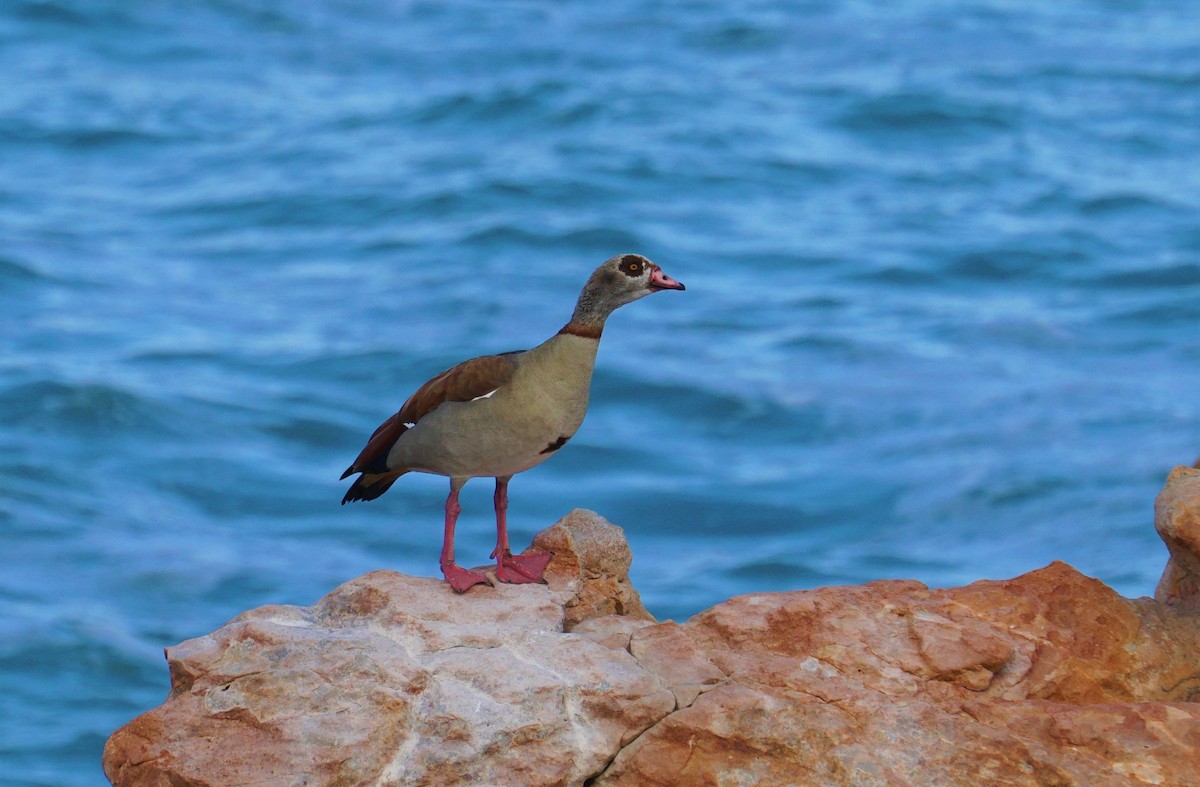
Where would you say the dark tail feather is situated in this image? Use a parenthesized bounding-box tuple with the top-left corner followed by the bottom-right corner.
(341, 472, 404, 504)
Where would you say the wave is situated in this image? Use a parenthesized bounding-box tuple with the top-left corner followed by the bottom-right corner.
(0, 255, 49, 284)
(834, 91, 1015, 141)
(0, 380, 180, 435)
(1091, 263, 1200, 289)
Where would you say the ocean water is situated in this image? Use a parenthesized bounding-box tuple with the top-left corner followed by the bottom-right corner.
(2, 0, 1199, 783)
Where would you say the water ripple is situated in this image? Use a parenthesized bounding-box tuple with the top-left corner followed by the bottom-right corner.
(3, 1, 1199, 783)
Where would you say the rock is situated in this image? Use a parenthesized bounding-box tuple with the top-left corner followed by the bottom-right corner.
(570, 614, 656, 653)
(532, 508, 654, 629)
(106, 477, 1200, 787)
(103, 509, 675, 787)
(1155, 465, 1200, 610)
(598, 563, 1200, 786)
(628, 623, 726, 709)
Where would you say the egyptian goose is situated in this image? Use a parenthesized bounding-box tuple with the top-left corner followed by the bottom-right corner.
(341, 254, 686, 592)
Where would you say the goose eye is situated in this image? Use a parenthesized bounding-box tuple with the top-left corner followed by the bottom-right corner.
(620, 256, 644, 276)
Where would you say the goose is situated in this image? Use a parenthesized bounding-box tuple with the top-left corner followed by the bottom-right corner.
(341, 253, 686, 592)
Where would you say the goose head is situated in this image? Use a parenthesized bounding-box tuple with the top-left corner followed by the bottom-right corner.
(570, 254, 685, 327)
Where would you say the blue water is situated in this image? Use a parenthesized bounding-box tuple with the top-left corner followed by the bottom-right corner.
(3, 1, 1199, 783)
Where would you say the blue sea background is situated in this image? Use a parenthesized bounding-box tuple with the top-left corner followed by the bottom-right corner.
(2, 0, 1199, 783)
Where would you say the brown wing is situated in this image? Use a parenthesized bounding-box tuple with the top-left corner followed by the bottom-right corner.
(396, 353, 519, 424)
(341, 353, 521, 478)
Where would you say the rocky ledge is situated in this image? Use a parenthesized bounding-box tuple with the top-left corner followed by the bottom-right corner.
(105, 468, 1200, 786)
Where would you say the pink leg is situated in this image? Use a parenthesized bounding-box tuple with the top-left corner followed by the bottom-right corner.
(491, 476, 551, 584)
(440, 480, 489, 593)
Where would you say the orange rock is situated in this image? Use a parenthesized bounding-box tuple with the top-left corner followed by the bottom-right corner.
(106, 478, 1200, 786)
(599, 561, 1200, 785)
(1155, 465, 1200, 610)
(103, 509, 674, 787)
(532, 508, 654, 628)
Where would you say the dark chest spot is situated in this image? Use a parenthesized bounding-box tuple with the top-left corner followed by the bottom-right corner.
(539, 435, 571, 454)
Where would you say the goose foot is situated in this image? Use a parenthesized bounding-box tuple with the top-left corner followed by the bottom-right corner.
(495, 550, 552, 584)
(442, 563, 491, 593)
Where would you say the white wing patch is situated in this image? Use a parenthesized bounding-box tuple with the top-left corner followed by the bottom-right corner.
(471, 389, 498, 401)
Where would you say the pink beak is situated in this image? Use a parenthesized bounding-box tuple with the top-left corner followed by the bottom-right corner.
(648, 266, 686, 291)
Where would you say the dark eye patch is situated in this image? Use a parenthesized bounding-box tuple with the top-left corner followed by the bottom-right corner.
(619, 254, 644, 276)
